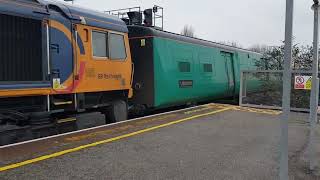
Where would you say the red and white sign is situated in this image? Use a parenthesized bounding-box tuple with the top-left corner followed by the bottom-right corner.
(294, 76, 312, 90)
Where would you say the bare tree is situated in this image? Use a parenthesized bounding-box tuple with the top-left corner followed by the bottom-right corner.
(254, 43, 313, 71)
(181, 25, 195, 37)
(249, 44, 271, 53)
(253, 43, 314, 108)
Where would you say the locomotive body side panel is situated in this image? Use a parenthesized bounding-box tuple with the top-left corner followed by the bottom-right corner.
(73, 24, 133, 95)
(153, 37, 230, 108)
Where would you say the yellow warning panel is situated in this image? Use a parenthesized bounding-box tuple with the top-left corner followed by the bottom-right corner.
(53, 78, 61, 90)
(306, 77, 312, 90)
(53, 78, 66, 90)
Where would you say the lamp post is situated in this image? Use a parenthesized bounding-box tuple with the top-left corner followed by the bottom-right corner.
(309, 0, 319, 172)
(281, 0, 294, 179)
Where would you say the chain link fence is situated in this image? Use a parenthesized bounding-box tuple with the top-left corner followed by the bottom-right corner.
(240, 70, 317, 111)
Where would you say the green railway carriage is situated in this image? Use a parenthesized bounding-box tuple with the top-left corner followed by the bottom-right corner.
(128, 25, 262, 111)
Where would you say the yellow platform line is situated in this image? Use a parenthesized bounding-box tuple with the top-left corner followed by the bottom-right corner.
(0, 107, 231, 172)
(209, 104, 280, 115)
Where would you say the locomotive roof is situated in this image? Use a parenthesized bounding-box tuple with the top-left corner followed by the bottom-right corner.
(128, 25, 262, 56)
(1, 0, 128, 33)
(46, 0, 128, 33)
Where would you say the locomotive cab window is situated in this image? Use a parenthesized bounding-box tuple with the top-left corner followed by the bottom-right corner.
(92, 31, 108, 58)
(109, 33, 126, 60)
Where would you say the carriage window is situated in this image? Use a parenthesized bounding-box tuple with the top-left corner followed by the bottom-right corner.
(203, 64, 213, 72)
(179, 62, 191, 72)
(92, 31, 108, 58)
(109, 33, 126, 60)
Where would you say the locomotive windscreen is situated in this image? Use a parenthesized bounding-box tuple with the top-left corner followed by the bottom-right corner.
(0, 14, 43, 82)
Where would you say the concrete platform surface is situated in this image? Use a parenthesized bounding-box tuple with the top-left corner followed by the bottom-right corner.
(0, 104, 319, 180)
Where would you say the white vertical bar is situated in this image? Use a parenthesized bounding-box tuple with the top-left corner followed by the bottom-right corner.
(309, 2, 319, 171)
(281, 0, 294, 180)
(46, 22, 50, 76)
(46, 22, 51, 112)
(74, 29, 78, 110)
(74, 30, 78, 76)
(47, 95, 50, 112)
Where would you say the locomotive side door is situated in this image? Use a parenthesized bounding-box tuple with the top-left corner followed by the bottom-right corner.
(48, 12, 74, 92)
(223, 52, 235, 96)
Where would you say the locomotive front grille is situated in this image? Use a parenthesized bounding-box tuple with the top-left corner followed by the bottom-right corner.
(0, 13, 43, 82)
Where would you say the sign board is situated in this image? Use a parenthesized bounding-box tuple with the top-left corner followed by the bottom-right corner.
(53, 78, 66, 90)
(53, 78, 61, 90)
(179, 80, 193, 88)
(294, 76, 312, 90)
(141, 39, 146, 47)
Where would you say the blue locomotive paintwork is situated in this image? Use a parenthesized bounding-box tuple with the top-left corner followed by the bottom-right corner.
(49, 11, 72, 34)
(50, 27, 73, 83)
(66, 4, 128, 33)
(0, 83, 51, 90)
(0, 0, 128, 33)
(0, 0, 47, 20)
(48, 4, 74, 84)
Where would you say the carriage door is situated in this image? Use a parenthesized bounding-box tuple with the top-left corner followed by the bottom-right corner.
(223, 52, 235, 96)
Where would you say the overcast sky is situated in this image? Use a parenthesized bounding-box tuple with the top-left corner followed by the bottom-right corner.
(60, 0, 314, 48)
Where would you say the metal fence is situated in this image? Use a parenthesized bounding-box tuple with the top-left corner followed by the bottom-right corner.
(239, 70, 316, 112)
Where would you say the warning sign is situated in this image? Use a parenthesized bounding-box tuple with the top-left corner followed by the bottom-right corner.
(53, 78, 62, 90)
(306, 78, 312, 90)
(294, 76, 312, 90)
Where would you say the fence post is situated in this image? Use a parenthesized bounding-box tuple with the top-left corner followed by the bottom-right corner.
(239, 71, 244, 106)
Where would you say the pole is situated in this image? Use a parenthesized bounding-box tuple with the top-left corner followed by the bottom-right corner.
(281, 0, 294, 179)
(309, 2, 319, 171)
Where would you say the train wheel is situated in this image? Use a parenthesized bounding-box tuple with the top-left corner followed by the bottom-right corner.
(105, 100, 128, 124)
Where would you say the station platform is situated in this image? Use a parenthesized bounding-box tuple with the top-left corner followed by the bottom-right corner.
(0, 103, 319, 180)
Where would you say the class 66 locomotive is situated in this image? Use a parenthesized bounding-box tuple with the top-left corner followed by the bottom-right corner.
(0, 0, 133, 145)
(0, 1, 261, 145)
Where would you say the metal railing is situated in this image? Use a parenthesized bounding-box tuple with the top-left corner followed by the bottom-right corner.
(239, 70, 317, 112)
(105, 6, 164, 30)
